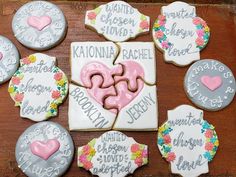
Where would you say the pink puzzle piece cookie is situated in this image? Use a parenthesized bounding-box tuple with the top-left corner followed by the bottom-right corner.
(104, 79, 144, 111)
(80, 62, 122, 88)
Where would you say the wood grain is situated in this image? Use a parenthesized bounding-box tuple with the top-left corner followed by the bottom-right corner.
(0, 1, 235, 177)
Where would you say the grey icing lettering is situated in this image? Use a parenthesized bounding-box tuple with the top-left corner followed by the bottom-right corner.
(165, 22, 194, 39)
(164, 8, 195, 19)
(168, 44, 197, 57)
(70, 87, 109, 128)
(126, 92, 155, 124)
(168, 112, 202, 127)
(19, 78, 52, 95)
(176, 155, 206, 171)
(122, 48, 152, 60)
(22, 100, 50, 115)
(101, 131, 127, 143)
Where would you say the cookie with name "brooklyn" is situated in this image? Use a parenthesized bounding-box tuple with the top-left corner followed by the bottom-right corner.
(77, 131, 148, 177)
(85, 1, 150, 42)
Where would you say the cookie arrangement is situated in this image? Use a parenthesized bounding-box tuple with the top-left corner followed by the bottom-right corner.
(0, 1, 235, 176)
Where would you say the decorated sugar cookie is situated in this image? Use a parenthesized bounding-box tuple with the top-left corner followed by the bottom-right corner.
(85, 1, 150, 42)
(78, 131, 148, 177)
(8, 53, 68, 121)
(0, 35, 20, 84)
(184, 59, 236, 111)
(157, 105, 219, 177)
(12, 1, 67, 51)
(15, 121, 74, 177)
(152, 1, 210, 66)
(69, 42, 158, 131)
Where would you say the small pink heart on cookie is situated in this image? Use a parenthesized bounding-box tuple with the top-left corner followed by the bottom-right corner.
(27, 16, 52, 31)
(0, 52, 3, 60)
(201, 75, 222, 91)
(30, 139, 60, 160)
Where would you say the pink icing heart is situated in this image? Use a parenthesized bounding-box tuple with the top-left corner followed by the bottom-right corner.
(201, 75, 222, 91)
(30, 139, 60, 160)
(0, 52, 3, 60)
(27, 16, 52, 31)
(81, 61, 144, 111)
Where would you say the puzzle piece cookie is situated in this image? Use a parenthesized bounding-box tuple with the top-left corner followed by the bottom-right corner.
(152, 1, 210, 66)
(109, 80, 158, 130)
(8, 53, 68, 121)
(68, 84, 116, 131)
(71, 42, 120, 87)
(85, 1, 150, 42)
(157, 105, 219, 177)
(78, 131, 148, 177)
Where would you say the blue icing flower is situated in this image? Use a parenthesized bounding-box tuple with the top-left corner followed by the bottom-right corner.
(158, 138, 164, 145)
(203, 152, 213, 161)
(202, 121, 210, 129)
(160, 26, 165, 31)
(213, 146, 218, 152)
(163, 129, 169, 135)
(210, 137, 217, 143)
(164, 146, 171, 153)
(196, 25, 202, 29)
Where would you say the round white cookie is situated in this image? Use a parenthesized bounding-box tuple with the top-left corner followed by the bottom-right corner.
(12, 1, 67, 51)
(0, 35, 20, 84)
(15, 121, 74, 177)
(184, 59, 236, 111)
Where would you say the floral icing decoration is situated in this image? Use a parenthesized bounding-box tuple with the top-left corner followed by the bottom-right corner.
(193, 17, 210, 50)
(201, 121, 219, 161)
(46, 67, 68, 117)
(157, 122, 176, 162)
(8, 54, 68, 121)
(139, 14, 149, 32)
(153, 15, 172, 50)
(78, 139, 96, 170)
(87, 7, 101, 25)
(131, 143, 148, 166)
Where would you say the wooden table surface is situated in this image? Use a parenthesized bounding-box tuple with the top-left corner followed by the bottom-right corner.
(0, 1, 235, 177)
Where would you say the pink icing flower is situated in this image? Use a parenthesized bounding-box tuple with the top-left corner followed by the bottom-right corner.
(205, 142, 214, 151)
(205, 129, 213, 138)
(158, 15, 166, 21)
(51, 90, 61, 99)
(155, 30, 164, 39)
(166, 152, 176, 162)
(142, 149, 148, 158)
(82, 145, 91, 155)
(79, 155, 87, 163)
(196, 37, 204, 46)
(139, 20, 149, 29)
(163, 134, 171, 144)
(12, 77, 21, 85)
(201, 20, 207, 27)
(158, 20, 165, 26)
(131, 144, 140, 153)
(161, 41, 169, 49)
(22, 57, 31, 65)
(14, 93, 24, 102)
(83, 160, 93, 170)
(193, 17, 201, 25)
(54, 72, 63, 81)
(87, 12, 97, 20)
(134, 157, 143, 166)
(196, 29, 204, 37)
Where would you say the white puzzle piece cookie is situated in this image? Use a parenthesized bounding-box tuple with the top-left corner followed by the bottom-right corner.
(69, 84, 116, 131)
(77, 131, 148, 177)
(152, 1, 210, 66)
(8, 53, 68, 121)
(69, 42, 158, 130)
(157, 105, 219, 177)
(85, 1, 150, 42)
